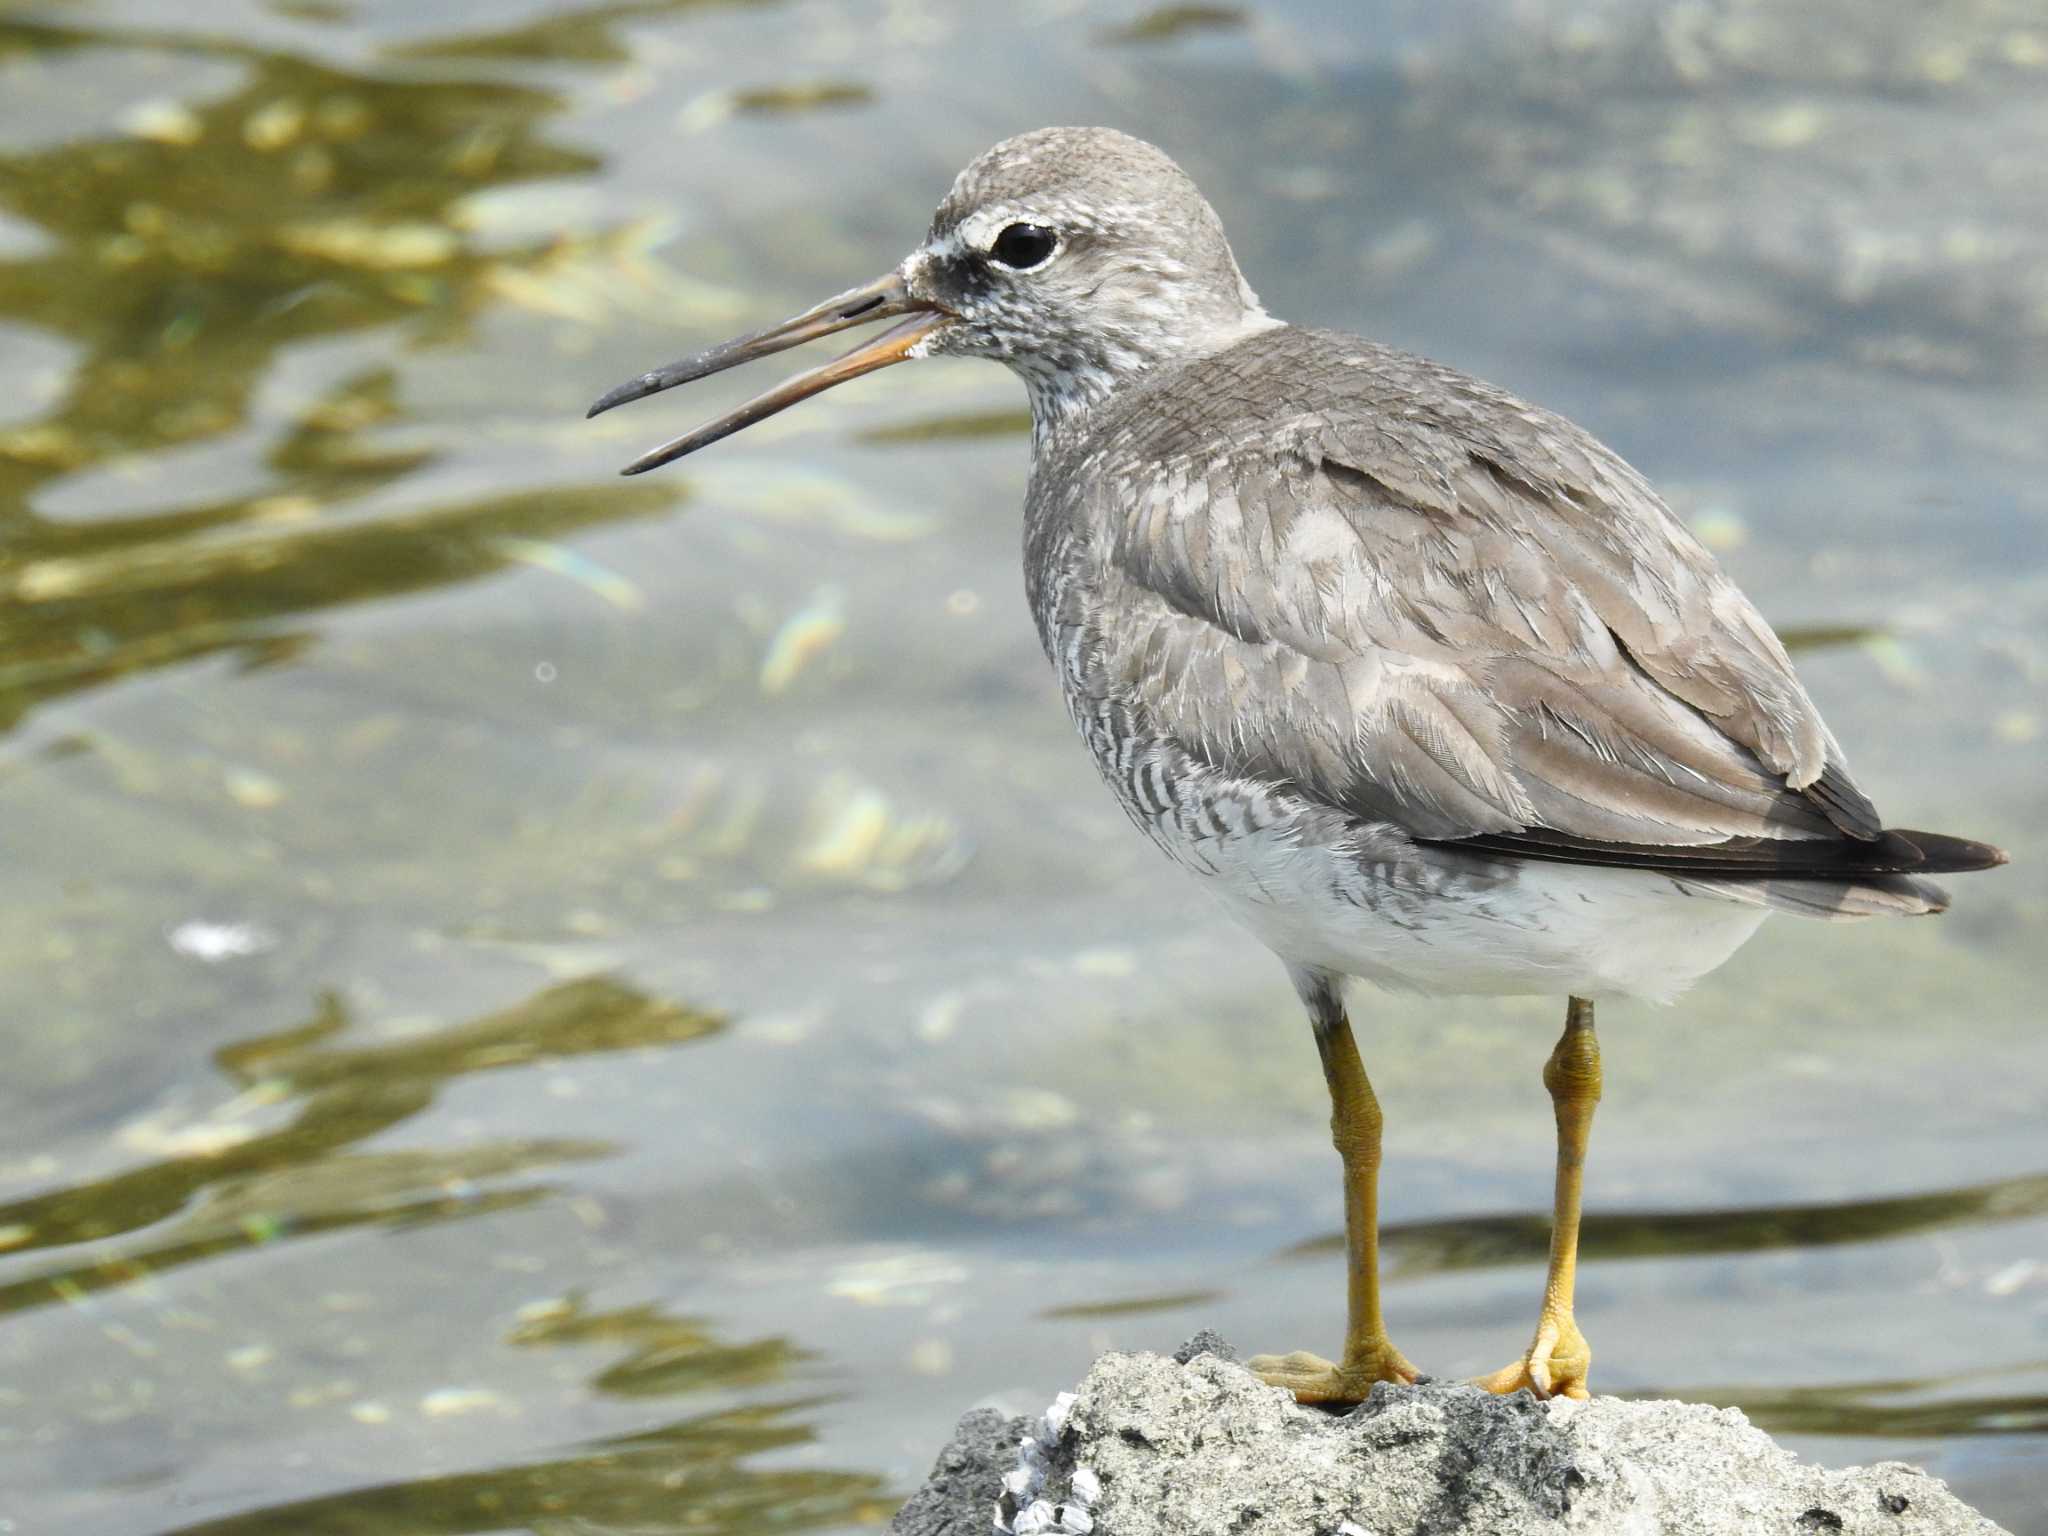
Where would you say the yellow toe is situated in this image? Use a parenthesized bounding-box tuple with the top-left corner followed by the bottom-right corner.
(1474, 1312, 1590, 1401)
(1248, 1340, 1419, 1405)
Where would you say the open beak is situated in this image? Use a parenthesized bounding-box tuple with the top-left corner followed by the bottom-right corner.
(587, 270, 951, 475)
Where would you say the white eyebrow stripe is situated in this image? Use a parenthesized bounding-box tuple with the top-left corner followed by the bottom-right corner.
(931, 197, 1104, 265)
(959, 204, 1036, 252)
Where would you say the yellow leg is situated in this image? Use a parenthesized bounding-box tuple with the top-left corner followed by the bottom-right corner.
(1249, 988, 1419, 1404)
(1475, 995, 1600, 1400)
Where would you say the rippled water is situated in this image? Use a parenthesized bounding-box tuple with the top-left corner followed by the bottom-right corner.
(2, 2, 2044, 1531)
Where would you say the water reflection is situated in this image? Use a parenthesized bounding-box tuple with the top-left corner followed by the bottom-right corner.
(0, 11, 701, 726)
(1041, 1288, 1224, 1322)
(1776, 624, 1890, 657)
(157, 1299, 894, 1536)
(1099, 6, 1248, 46)
(510, 1295, 804, 1399)
(852, 408, 1031, 446)
(388, 1, 751, 67)
(160, 1398, 891, 1535)
(0, 476, 679, 727)
(1281, 1170, 2048, 1277)
(1271, 1177, 2048, 1450)
(0, 958, 884, 1526)
(1650, 1363, 2048, 1440)
(0, 13, 585, 498)
(0, 978, 720, 1311)
(0, 0, 2041, 1527)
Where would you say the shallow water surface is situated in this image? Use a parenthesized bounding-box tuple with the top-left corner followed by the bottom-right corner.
(1, 1, 2045, 1531)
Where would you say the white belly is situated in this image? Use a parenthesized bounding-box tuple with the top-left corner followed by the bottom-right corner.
(1141, 780, 1766, 1003)
(1212, 843, 1766, 1003)
(1081, 718, 1770, 1003)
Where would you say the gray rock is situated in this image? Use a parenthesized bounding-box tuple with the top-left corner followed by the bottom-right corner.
(892, 1339, 2009, 1536)
(1171, 1329, 1239, 1366)
(893, 1406, 1033, 1536)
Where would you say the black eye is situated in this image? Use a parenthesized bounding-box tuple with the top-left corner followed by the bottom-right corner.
(989, 223, 1058, 271)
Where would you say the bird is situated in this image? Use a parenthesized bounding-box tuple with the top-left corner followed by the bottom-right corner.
(587, 127, 2008, 1404)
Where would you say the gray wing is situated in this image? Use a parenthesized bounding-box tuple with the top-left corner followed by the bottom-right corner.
(1091, 334, 1881, 852)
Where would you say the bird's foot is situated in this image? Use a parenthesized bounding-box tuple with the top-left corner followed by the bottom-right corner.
(1472, 1309, 1591, 1401)
(1247, 1339, 1420, 1406)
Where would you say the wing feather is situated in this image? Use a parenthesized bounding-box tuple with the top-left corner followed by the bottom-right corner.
(1089, 330, 1885, 855)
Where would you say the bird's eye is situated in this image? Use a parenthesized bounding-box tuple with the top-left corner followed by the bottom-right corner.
(989, 223, 1059, 271)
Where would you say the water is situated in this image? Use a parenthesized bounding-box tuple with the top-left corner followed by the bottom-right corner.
(1, 1, 2044, 1529)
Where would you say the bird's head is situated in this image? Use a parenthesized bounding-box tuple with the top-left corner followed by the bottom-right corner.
(906, 127, 1271, 405)
(589, 127, 1272, 473)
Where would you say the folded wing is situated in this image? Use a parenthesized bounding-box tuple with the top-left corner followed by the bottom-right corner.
(1092, 335, 1886, 863)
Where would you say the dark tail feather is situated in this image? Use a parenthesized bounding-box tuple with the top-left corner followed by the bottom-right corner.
(1444, 825, 2009, 880)
(1882, 828, 2010, 875)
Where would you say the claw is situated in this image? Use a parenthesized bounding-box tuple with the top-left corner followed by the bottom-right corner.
(1473, 1311, 1591, 1401)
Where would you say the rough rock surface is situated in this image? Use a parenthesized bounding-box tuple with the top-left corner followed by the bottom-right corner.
(892, 1339, 2009, 1536)
(891, 1407, 1032, 1536)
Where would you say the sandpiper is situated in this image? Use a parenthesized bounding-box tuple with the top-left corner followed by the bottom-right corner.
(590, 127, 2007, 1403)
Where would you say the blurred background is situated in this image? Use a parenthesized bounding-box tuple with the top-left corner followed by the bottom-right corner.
(0, 0, 2043, 1531)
